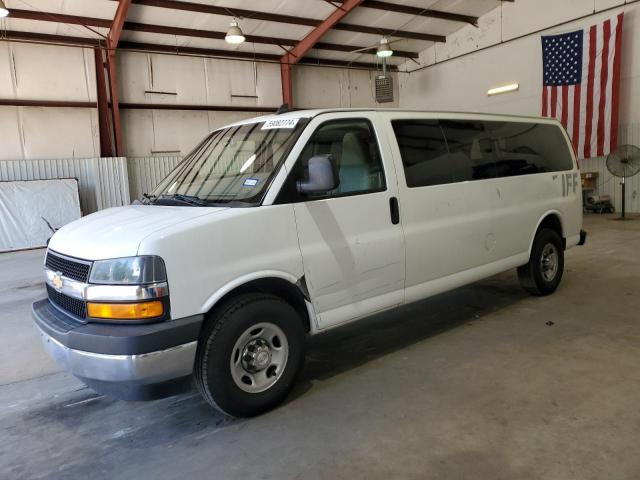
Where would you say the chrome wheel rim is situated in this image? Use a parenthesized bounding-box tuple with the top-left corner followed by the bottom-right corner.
(540, 243, 559, 282)
(230, 322, 289, 393)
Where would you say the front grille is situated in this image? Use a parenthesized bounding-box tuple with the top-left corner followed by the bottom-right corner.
(46, 284, 87, 319)
(45, 251, 92, 282)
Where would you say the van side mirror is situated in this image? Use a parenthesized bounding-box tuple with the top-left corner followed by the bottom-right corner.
(296, 154, 339, 194)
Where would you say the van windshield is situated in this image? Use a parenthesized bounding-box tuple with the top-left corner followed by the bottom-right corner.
(147, 119, 308, 206)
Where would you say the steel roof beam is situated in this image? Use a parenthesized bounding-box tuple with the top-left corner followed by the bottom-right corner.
(0, 31, 394, 70)
(3, 9, 419, 58)
(334, 0, 479, 26)
(7, 9, 112, 28)
(114, 0, 445, 43)
(124, 22, 418, 58)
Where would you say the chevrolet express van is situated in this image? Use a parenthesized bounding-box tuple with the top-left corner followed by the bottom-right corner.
(33, 109, 586, 417)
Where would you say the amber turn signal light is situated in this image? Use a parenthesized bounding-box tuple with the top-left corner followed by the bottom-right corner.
(87, 301, 164, 320)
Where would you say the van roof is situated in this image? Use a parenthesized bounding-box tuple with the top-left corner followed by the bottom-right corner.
(228, 108, 560, 127)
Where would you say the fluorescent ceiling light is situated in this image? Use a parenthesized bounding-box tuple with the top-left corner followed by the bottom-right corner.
(0, 0, 9, 17)
(487, 83, 519, 96)
(377, 38, 393, 58)
(225, 20, 245, 45)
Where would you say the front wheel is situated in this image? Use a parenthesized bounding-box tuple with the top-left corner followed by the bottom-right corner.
(194, 293, 306, 417)
(518, 228, 564, 296)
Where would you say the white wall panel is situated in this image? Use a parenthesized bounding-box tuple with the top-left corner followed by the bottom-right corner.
(207, 111, 257, 128)
(0, 43, 15, 99)
(293, 66, 343, 107)
(120, 109, 155, 157)
(595, 0, 627, 10)
(0, 41, 97, 160)
(19, 107, 100, 159)
(434, 7, 502, 62)
(121, 108, 256, 157)
(117, 51, 280, 110)
(293, 65, 399, 108)
(0, 107, 24, 160)
(0, 106, 99, 160)
(117, 50, 152, 103)
(8, 43, 95, 102)
(501, 0, 593, 41)
(255, 62, 283, 107)
(149, 109, 211, 154)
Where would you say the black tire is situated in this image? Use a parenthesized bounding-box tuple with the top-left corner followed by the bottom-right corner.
(194, 293, 305, 417)
(517, 228, 564, 296)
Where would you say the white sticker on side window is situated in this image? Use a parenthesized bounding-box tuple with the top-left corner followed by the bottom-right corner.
(261, 118, 300, 130)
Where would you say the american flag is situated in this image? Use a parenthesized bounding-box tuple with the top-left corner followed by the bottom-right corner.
(541, 13, 624, 159)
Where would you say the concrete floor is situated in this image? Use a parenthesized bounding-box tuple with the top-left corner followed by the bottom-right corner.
(1, 214, 639, 480)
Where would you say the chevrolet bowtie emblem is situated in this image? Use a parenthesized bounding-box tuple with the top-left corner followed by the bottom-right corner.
(52, 272, 64, 290)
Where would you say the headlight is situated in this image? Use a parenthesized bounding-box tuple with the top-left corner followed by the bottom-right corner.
(89, 256, 166, 285)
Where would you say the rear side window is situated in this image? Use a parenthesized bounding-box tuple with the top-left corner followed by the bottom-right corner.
(484, 121, 574, 175)
(393, 118, 574, 188)
(391, 120, 450, 187)
(439, 120, 496, 182)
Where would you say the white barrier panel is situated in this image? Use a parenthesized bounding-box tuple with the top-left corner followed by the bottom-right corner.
(0, 157, 130, 214)
(0, 179, 81, 252)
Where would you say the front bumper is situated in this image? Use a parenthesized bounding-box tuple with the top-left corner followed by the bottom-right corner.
(33, 299, 204, 399)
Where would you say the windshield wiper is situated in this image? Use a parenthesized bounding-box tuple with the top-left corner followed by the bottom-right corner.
(205, 199, 254, 207)
(141, 193, 157, 204)
(158, 194, 209, 207)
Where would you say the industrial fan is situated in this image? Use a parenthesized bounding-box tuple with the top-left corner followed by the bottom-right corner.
(605, 144, 640, 219)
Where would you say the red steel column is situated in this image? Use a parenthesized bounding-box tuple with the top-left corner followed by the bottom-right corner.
(94, 47, 114, 157)
(106, 48, 124, 156)
(279, 0, 364, 107)
(106, 0, 132, 157)
(280, 62, 293, 107)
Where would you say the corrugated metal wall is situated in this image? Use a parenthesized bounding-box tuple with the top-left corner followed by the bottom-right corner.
(0, 157, 129, 214)
(127, 156, 182, 201)
(580, 123, 640, 213)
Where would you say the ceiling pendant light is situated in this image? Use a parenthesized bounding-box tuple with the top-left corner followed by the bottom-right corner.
(0, 0, 10, 18)
(225, 19, 245, 45)
(376, 38, 393, 58)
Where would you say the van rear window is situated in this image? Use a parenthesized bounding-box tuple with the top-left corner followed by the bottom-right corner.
(392, 119, 574, 188)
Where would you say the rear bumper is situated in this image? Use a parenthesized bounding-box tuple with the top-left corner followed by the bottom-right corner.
(33, 299, 203, 399)
(578, 229, 587, 246)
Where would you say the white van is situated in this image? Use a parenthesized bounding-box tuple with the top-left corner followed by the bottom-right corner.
(33, 109, 586, 417)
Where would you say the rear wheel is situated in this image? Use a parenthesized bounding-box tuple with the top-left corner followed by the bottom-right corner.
(518, 228, 564, 296)
(194, 293, 305, 417)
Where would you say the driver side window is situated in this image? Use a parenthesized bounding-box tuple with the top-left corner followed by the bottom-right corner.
(290, 119, 386, 201)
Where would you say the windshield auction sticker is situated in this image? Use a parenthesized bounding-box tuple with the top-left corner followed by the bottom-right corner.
(261, 118, 300, 130)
